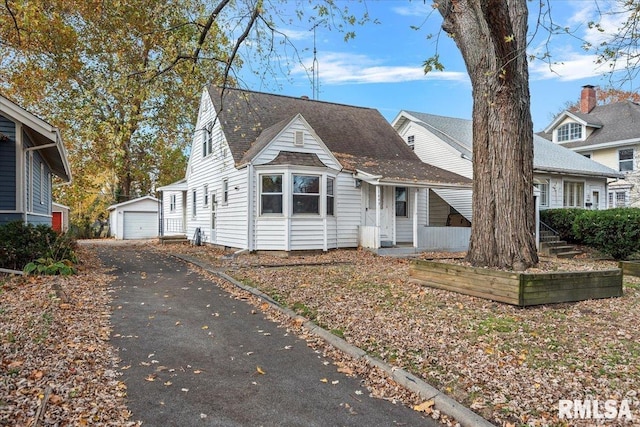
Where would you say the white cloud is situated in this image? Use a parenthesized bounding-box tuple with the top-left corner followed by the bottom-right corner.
(529, 53, 612, 81)
(293, 52, 467, 85)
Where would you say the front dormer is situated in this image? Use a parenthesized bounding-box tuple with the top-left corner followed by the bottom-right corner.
(555, 121, 583, 143)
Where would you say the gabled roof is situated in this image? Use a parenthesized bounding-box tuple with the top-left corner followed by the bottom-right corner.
(107, 195, 159, 211)
(0, 94, 71, 182)
(207, 87, 470, 187)
(396, 110, 623, 179)
(539, 101, 640, 149)
(157, 178, 187, 192)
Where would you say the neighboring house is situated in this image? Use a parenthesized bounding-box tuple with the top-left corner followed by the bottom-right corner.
(392, 110, 624, 220)
(538, 85, 639, 207)
(0, 94, 72, 226)
(108, 196, 159, 240)
(52, 202, 70, 233)
(166, 87, 471, 253)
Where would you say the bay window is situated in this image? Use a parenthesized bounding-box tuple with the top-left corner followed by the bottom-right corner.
(261, 175, 283, 214)
(292, 175, 320, 214)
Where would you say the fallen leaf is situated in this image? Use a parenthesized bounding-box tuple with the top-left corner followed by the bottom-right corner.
(164, 381, 172, 386)
(414, 400, 435, 413)
(145, 374, 157, 382)
(320, 378, 328, 383)
(256, 366, 266, 375)
(202, 325, 209, 330)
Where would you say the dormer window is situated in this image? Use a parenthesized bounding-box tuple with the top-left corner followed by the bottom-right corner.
(557, 122, 582, 142)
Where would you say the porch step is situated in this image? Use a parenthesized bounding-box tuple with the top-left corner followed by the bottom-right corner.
(539, 237, 582, 258)
(556, 250, 583, 259)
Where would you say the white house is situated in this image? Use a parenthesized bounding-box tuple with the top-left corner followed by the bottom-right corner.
(108, 196, 159, 240)
(392, 110, 624, 220)
(163, 87, 472, 253)
(539, 85, 640, 207)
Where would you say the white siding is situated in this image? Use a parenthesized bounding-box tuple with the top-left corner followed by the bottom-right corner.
(253, 117, 341, 170)
(336, 173, 361, 248)
(398, 121, 473, 178)
(162, 191, 185, 235)
(186, 89, 248, 248)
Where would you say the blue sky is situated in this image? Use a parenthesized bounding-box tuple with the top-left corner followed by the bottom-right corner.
(235, 0, 637, 132)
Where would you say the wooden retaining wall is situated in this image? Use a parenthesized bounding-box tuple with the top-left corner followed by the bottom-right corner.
(410, 260, 622, 307)
(619, 261, 640, 277)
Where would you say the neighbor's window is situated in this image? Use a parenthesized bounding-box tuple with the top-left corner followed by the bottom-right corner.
(534, 182, 549, 207)
(407, 135, 415, 150)
(563, 181, 584, 208)
(326, 177, 335, 216)
(170, 194, 176, 212)
(192, 190, 197, 216)
(395, 187, 408, 217)
(609, 190, 629, 208)
(261, 175, 283, 214)
(619, 148, 634, 172)
(557, 122, 582, 142)
(203, 184, 209, 206)
(292, 175, 320, 214)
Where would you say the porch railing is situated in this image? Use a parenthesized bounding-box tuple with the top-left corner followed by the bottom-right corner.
(163, 218, 185, 235)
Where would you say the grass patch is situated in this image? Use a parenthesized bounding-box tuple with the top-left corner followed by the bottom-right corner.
(291, 301, 317, 320)
(476, 314, 518, 335)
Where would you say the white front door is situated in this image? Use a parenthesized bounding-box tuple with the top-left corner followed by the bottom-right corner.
(365, 185, 393, 241)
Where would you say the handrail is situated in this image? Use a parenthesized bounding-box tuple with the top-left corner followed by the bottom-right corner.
(539, 220, 559, 236)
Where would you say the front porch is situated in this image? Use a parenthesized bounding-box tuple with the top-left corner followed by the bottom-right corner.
(360, 225, 471, 255)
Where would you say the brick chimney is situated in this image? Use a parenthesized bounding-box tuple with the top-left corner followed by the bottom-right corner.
(580, 85, 597, 113)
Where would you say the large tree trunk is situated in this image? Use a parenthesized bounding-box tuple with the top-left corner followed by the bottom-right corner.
(436, 0, 538, 270)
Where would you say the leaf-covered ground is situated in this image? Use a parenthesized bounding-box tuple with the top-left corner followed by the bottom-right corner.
(0, 247, 139, 426)
(3, 241, 639, 426)
(163, 243, 640, 426)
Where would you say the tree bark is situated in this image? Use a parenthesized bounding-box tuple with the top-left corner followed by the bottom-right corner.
(436, 0, 538, 270)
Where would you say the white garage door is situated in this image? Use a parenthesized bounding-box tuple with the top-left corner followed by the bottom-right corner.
(123, 211, 158, 239)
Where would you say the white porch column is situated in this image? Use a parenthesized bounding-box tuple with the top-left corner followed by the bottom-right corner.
(375, 185, 381, 248)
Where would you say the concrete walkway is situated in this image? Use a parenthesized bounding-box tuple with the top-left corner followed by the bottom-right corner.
(95, 243, 439, 426)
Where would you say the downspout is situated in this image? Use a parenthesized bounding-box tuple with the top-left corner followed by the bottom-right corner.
(23, 142, 59, 224)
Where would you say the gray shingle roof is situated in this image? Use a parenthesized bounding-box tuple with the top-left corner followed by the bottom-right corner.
(209, 87, 471, 187)
(403, 111, 622, 179)
(538, 101, 640, 149)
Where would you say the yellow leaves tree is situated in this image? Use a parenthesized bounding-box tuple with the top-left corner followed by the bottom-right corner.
(0, 0, 231, 223)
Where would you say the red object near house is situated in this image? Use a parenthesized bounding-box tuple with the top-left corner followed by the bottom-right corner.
(52, 211, 63, 232)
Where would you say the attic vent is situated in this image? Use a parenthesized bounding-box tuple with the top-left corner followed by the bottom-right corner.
(294, 131, 304, 146)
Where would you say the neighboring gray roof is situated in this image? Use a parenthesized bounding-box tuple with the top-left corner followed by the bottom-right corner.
(208, 87, 471, 187)
(402, 111, 623, 179)
(538, 101, 640, 149)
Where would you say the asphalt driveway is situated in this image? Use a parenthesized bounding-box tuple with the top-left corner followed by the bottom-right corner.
(95, 243, 437, 426)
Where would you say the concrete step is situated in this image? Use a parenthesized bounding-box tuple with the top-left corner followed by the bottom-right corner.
(556, 250, 582, 259)
(159, 235, 188, 245)
(547, 245, 577, 254)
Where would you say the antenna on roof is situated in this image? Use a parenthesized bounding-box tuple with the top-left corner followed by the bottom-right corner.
(310, 20, 323, 100)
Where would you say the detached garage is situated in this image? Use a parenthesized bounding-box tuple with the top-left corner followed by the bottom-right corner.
(52, 202, 70, 233)
(108, 196, 159, 240)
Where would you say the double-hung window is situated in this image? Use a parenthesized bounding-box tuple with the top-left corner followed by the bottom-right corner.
(534, 182, 549, 207)
(619, 148, 634, 172)
(203, 184, 209, 206)
(326, 177, 335, 216)
(170, 194, 176, 212)
(222, 179, 229, 204)
(292, 175, 320, 214)
(261, 175, 283, 214)
(192, 190, 197, 217)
